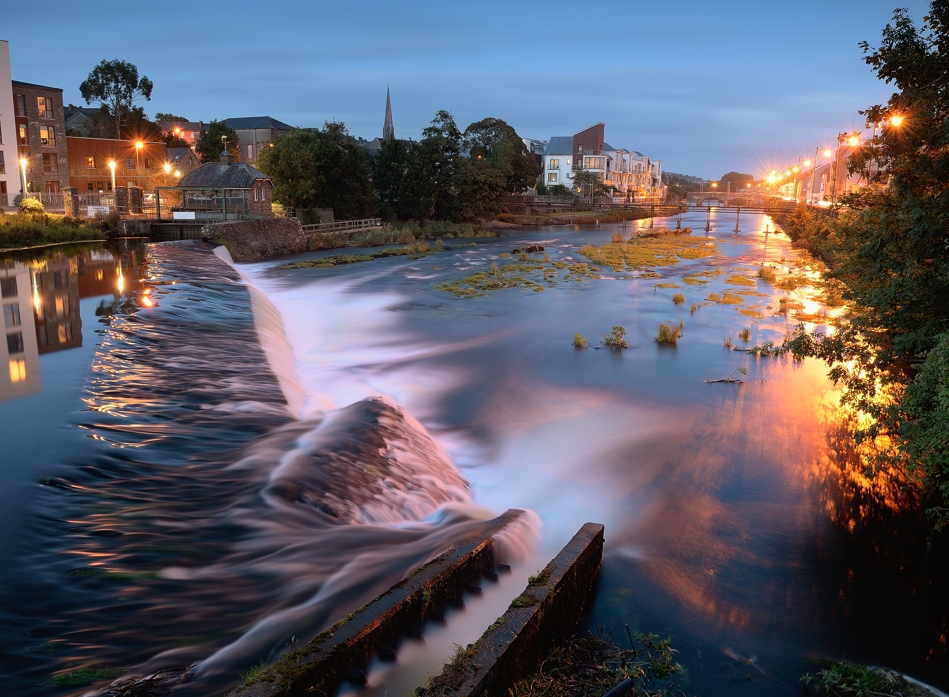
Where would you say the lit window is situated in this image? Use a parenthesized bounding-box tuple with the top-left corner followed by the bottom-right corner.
(17, 124, 27, 145)
(248, 145, 253, 160)
(37, 96, 52, 119)
(3, 303, 20, 328)
(9, 358, 26, 383)
(86, 156, 96, 168)
(39, 126, 56, 146)
(549, 158, 559, 170)
(547, 172, 558, 183)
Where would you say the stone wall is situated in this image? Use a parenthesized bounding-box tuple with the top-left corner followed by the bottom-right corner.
(202, 217, 307, 262)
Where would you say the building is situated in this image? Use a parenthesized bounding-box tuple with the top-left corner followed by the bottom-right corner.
(12, 80, 70, 206)
(0, 41, 17, 209)
(0, 260, 41, 402)
(223, 116, 292, 164)
(541, 123, 664, 199)
(157, 119, 206, 149)
(64, 104, 102, 136)
(66, 137, 167, 193)
(165, 147, 202, 177)
(168, 151, 274, 220)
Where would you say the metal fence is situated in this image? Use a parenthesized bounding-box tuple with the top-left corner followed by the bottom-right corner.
(300, 218, 382, 234)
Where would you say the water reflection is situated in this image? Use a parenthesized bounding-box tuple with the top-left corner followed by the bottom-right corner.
(0, 244, 146, 403)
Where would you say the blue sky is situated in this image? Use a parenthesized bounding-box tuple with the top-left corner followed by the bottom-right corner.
(4, 0, 930, 179)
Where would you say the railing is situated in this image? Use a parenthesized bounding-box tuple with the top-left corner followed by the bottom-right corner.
(301, 218, 382, 234)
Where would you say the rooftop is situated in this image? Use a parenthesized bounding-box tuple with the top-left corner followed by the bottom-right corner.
(223, 116, 293, 131)
(179, 161, 272, 189)
(544, 136, 574, 156)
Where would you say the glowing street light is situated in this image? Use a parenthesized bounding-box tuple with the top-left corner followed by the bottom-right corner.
(847, 135, 861, 147)
(108, 159, 117, 203)
(888, 114, 905, 127)
(163, 162, 171, 174)
(18, 157, 28, 198)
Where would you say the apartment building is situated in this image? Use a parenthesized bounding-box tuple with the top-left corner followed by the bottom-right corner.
(13, 79, 70, 203)
(0, 41, 17, 208)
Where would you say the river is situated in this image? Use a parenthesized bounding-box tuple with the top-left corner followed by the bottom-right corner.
(0, 209, 946, 696)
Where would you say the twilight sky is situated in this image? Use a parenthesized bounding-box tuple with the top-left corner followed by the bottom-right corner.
(4, 0, 930, 179)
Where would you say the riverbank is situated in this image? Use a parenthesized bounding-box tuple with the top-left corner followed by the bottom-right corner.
(0, 211, 113, 250)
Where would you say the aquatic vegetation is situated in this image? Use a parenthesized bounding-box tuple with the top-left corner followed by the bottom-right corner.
(508, 629, 682, 697)
(690, 303, 699, 315)
(50, 666, 124, 687)
(656, 321, 683, 344)
(280, 240, 438, 269)
(733, 341, 787, 357)
(757, 266, 777, 283)
(611, 231, 624, 243)
(705, 367, 748, 384)
(655, 282, 681, 288)
(801, 659, 932, 697)
(725, 274, 756, 286)
(572, 333, 589, 349)
(776, 274, 809, 290)
(578, 232, 716, 272)
(724, 336, 734, 348)
(738, 328, 751, 342)
(683, 276, 709, 285)
(672, 293, 685, 304)
(706, 292, 745, 305)
(739, 307, 764, 318)
(436, 258, 596, 298)
(603, 325, 630, 349)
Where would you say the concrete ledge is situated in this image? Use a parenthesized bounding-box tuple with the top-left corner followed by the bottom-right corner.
(418, 522, 605, 697)
(227, 509, 524, 697)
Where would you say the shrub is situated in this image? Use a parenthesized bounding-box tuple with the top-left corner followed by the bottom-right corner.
(656, 321, 683, 344)
(672, 292, 685, 305)
(738, 328, 751, 342)
(602, 325, 629, 348)
(18, 197, 45, 215)
(572, 333, 589, 349)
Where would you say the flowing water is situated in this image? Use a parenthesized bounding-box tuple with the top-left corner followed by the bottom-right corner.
(0, 211, 946, 696)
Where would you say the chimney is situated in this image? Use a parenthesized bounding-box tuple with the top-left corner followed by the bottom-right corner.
(220, 150, 232, 164)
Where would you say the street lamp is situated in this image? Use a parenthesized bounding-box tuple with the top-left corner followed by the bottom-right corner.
(19, 157, 28, 199)
(135, 141, 143, 177)
(108, 159, 117, 202)
(831, 131, 862, 203)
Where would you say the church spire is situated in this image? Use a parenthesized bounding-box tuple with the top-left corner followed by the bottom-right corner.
(383, 86, 394, 141)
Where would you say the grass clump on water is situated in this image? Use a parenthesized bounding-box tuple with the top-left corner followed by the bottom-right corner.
(572, 333, 589, 349)
(603, 325, 630, 349)
(801, 658, 935, 697)
(656, 321, 684, 344)
(508, 629, 683, 697)
(672, 292, 685, 305)
(578, 232, 716, 272)
(757, 266, 777, 283)
(280, 239, 442, 269)
(436, 256, 597, 298)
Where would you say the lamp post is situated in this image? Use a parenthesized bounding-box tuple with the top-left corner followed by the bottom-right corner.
(108, 159, 117, 203)
(135, 141, 143, 183)
(831, 132, 861, 203)
(19, 157, 28, 199)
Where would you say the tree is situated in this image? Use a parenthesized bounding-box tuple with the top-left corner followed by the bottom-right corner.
(572, 169, 610, 201)
(788, 1, 949, 528)
(79, 59, 153, 139)
(154, 112, 187, 123)
(718, 171, 754, 189)
(462, 117, 541, 193)
(259, 122, 375, 219)
(195, 120, 239, 163)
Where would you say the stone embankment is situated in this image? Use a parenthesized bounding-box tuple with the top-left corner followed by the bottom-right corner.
(202, 218, 308, 262)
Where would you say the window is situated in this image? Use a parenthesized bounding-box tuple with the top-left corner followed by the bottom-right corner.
(247, 145, 253, 160)
(9, 358, 26, 383)
(6, 332, 24, 354)
(17, 124, 27, 145)
(42, 153, 58, 173)
(0, 151, 4, 174)
(583, 156, 605, 170)
(549, 158, 559, 170)
(144, 158, 154, 170)
(126, 157, 134, 170)
(45, 181, 60, 194)
(254, 187, 259, 201)
(14, 94, 25, 116)
(0, 278, 17, 298)
(37, 96, 52, 119)
(0, 122, 3, 144)
(86, 156, 96, 168)
(58, 324, 73, 343)
(547, 172, 558, 183)
(3, 304, 20, 328)
(39, 126, 55, 146)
